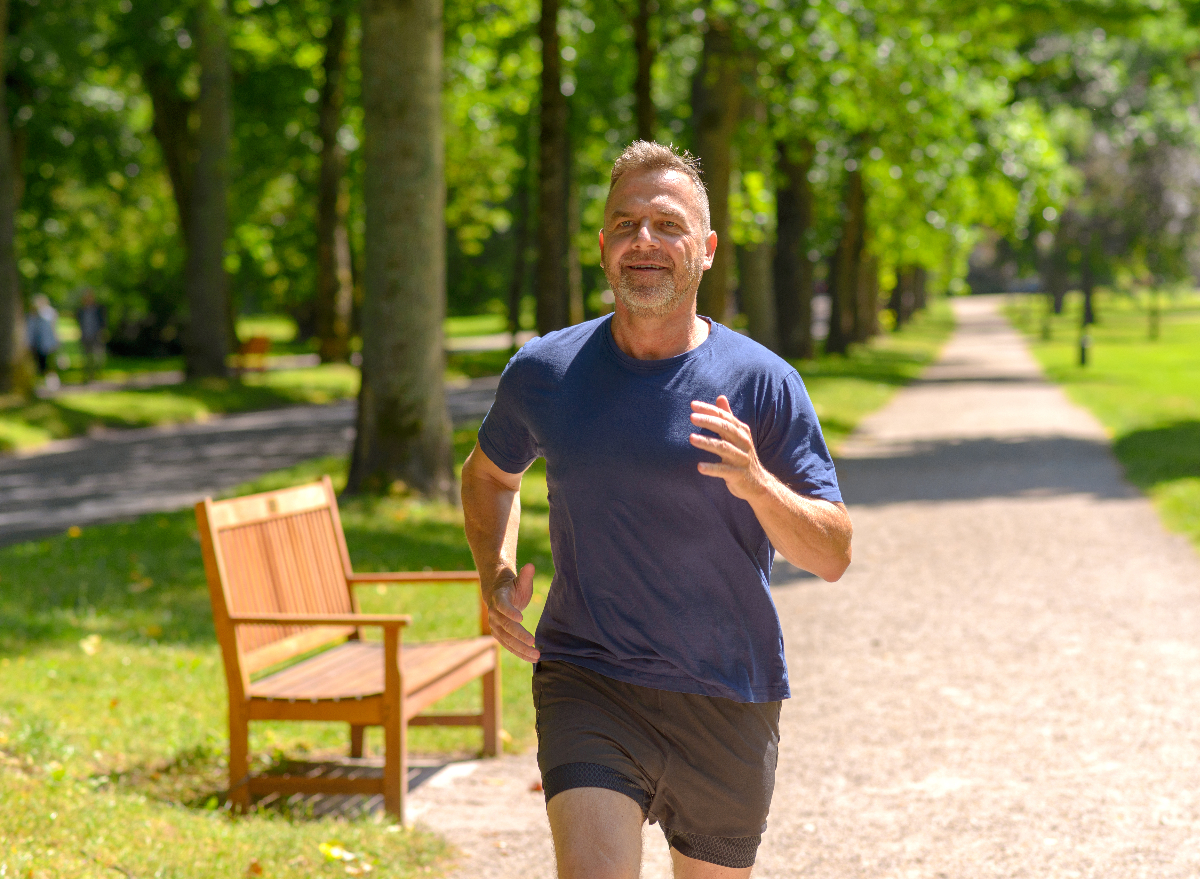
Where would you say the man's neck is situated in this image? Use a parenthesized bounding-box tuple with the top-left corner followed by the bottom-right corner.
(610, 306, 710, 360)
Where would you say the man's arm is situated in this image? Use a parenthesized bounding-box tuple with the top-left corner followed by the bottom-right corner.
(460, 443, 541, 662)
(688, 396, 853, 582)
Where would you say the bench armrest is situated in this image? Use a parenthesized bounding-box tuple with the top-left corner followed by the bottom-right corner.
(347, 571, 480, 585)
(229, 613, 411, 627)
(347, 570, 490, 637)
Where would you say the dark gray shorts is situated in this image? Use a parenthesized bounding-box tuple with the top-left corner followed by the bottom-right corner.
(533, 659, 781, 869)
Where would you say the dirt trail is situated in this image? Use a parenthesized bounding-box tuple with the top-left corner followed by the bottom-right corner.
(410, 296, 1200, 878)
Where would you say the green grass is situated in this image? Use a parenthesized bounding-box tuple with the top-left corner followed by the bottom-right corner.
(1005, 289, 1200, 550)
(0, 366, 361, 453)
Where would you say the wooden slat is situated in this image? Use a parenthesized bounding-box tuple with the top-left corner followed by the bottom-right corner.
(405, 648, 498, 719)
(208, 483, 330, 529)
(242, 625, 356, 676)
(246, 697, 382, 724)
(348, 571, 480, 584)
(248, 638, 496, 702)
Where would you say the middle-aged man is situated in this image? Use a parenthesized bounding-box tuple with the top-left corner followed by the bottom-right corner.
(461, 140, 852, 879)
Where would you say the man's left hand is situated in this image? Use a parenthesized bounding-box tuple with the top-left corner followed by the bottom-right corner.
(689, 395, 768, 501)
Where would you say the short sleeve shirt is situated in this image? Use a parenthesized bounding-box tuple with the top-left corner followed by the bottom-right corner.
(478, 315, 841, 702)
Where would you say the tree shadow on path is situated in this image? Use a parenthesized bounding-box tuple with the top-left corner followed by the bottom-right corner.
(835, 434, 1139, 507)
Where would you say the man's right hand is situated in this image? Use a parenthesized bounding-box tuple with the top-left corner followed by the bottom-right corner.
(487, 562, 540, 663)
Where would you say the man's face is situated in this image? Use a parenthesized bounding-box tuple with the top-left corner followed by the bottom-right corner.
(599, 169, 716, 318)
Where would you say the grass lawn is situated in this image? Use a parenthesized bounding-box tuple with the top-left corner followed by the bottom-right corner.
(1005, 289, 1200, 550)
(0, 302, 952, 876)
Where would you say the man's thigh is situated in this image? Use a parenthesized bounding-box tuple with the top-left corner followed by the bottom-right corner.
(547, 787, 643, 879)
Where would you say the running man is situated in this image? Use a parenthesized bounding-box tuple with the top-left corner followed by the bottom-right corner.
(461, 141, 852, 878)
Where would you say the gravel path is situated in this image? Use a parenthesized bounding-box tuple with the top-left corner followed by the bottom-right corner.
(0, 376, 500, 546)
(407, 296, 1200, 878)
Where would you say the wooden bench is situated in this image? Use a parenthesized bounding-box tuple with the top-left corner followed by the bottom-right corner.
(232, 335, 272, 374)
(194, 476, 501, 820)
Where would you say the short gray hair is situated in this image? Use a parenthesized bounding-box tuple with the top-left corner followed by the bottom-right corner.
(607, 140, 711, 234)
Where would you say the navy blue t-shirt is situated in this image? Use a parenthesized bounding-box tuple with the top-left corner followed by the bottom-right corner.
(478, 315, 841, 703)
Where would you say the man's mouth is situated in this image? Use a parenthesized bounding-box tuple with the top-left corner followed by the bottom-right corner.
(624, 262, 669, 272)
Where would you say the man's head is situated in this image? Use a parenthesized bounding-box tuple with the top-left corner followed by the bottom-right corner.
(600, 142, 716, 318)
(607, 141, 711, 235)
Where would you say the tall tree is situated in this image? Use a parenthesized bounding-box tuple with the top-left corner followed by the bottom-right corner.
(623, 0, 656, 141)
(692, 15, 740, 322)
(347, 0, 453, 499)
(0, 0, 25, 394)
(738, 241, 776, 351)
(773, 139, 814, 359)
(182, 0, 233, 379)
(314, 1, 355, 363)
(826, 164, 865, 356)
(535, 0, 569, 335)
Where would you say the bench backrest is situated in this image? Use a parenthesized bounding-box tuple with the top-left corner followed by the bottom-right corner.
(196, 477, 357, 697)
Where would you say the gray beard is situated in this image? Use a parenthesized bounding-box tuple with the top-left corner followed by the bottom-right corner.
(607, 253, 704, 318)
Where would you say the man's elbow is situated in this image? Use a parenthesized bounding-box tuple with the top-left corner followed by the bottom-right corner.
(818, 543, 852, 582)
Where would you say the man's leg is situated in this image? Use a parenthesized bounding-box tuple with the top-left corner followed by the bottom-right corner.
(547, 786, 644, 879)
(670, 848, 753, 879)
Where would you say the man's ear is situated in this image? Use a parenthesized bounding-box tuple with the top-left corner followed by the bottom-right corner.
(702, 230, 717, 270)
(598, 229, 605, 259)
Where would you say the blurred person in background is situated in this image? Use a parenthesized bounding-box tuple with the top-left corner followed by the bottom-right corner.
(75, 287, 107, 381)
(26, 294, 60, 391)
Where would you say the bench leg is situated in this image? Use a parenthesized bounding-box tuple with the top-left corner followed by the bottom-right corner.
(350, 724, 366, 758)
(383, 627, 406, 821)
(482, 646, 502, 757)
(228, 707, 251, 812)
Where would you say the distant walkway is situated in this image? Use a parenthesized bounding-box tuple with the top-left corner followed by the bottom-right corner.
(0, 376, 499, 546)
(406, 296, 1200, 878)
(32, 332, 536, 399)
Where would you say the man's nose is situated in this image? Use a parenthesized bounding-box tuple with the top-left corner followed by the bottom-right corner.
(633, 220, 655, 245)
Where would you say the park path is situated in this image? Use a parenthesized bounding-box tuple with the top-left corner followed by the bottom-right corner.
(407, 295, 1200, 878)
(0, 376, 500, 546)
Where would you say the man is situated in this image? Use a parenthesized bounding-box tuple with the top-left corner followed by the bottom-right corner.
(74, 287, 107, 382)
(461, 141, 852, 878)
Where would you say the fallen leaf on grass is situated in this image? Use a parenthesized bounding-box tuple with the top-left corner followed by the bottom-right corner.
(319, 842, 374, 875)
(79, 634, 102, 656)
(247, 859, 263, 875)
(68, 526, 81, 538)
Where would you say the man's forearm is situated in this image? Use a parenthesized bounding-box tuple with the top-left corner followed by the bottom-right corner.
(460, 450, 523, 597)
(746, 474, 852, 582)
(462, 484, 520, 598)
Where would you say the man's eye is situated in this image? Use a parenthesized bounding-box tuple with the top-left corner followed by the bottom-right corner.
(662, 221, 678, 228)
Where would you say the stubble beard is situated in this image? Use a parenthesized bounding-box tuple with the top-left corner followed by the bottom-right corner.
(605, 250, 705, 318)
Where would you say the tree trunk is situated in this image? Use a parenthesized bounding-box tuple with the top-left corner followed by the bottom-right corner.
(738, 241, 776, 351)
(347, 0, 453, 500)
(507, 116, 536, 348)
(692, 17, 741, 323)
(853, 249, 878, 343)
(566, 131, 584, 325)
(826, 167, 865, 355)
(632, 0, 655, 141)
(912, 266, 927, 312)
(1080, 230, 1097, 327)
(0, 0, 26, 394)
(144, 63, 196, 245)
(315, 4, 355, 363)
(773, 140, 813, 360)
(535, 0, 569, 335)
(183, 0, 232, 379)
(889, 265, 917, 328)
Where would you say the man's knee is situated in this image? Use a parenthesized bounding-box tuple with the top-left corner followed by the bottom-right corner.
(547, 786, 644, 879)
